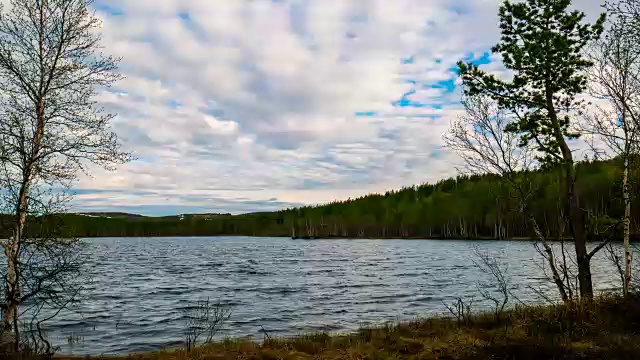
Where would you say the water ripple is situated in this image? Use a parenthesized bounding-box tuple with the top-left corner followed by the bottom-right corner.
(43, 237, 621, 355)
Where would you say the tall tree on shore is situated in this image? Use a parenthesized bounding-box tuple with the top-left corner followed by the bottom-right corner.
(583, 0, 640, 296)
(445, 95, 572, 302)
(0, 0, 129, 350)
(457, 0, 605, 299)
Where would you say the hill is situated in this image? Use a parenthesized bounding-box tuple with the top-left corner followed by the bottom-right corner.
(75, 212, 147, 219)
(30, 158, 637, 240)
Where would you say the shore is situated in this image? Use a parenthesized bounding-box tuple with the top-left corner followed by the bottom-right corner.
(48, 294, 640, 360)
(74, 234, 557, 241)
(290, 235, 541, 240)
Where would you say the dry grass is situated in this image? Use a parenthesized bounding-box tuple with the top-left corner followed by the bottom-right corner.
(22, 295, 640, 359)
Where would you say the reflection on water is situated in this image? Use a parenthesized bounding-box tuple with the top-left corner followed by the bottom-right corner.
(43, 237, 620, 355)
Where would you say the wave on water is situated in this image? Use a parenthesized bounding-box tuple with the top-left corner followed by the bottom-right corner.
(49, 236, 621, 355)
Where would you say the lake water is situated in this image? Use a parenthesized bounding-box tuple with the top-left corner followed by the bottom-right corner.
(45, 237, 621, 355)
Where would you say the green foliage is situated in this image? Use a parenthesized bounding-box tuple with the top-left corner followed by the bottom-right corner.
(457, 0, 605, 166)
(14, 158, 636, 240)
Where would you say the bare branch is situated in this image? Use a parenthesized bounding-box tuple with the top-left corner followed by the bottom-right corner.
(444, 94, 571, 303)
(182, 299, 232, 352)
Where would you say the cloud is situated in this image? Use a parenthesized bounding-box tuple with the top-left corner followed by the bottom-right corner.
(68, 0, 605, 215)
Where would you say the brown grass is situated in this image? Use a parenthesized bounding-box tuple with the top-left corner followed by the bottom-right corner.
(22, 294, 640, 359)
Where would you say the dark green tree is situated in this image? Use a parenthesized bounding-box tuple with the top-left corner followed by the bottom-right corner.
(457, 0, 605, 299)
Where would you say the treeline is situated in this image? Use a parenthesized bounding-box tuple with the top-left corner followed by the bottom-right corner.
(24, 158, 637, 240)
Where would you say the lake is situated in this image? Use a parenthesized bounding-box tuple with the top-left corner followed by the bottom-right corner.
(46, 237, 621, 355)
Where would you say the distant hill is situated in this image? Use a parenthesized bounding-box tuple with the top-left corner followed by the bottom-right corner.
(76, 212, 147, 219)
(75, 212, 233, 220)
(160, 213, 233, 220)
(36, 158, 637, 240)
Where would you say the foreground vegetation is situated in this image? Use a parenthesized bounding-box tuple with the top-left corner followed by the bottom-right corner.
(45, 295, 640, 360)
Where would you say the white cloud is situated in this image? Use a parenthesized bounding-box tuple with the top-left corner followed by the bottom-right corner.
(203, 116, 240, 136)
(68, 0, 606, 215)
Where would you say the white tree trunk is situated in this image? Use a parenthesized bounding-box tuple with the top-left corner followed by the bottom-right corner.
(3, 181, 30, 346)
(623, 154, 632, 296)
(2, 101, 43, 339)
(3, 237, 18, 331)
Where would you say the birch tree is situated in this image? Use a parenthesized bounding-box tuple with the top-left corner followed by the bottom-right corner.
(583, 1, 640, 296)
(0, 0, 128, 350)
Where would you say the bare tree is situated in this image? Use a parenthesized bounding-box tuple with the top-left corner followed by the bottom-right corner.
(444, 96, 534, 177)
(472, 248, 513, 322)
(182, 299, 232, 352)
(443, 297, 474, 325)
(18, 221, 84, 355)
(444, 95, 572, 302)
(0, 211, 85, 355)
(0, 0, 129, 350)
(583, 2, 640, 296)
(606, 0, 640, 28)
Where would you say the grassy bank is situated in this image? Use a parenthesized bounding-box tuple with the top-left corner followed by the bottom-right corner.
(46, 294, 640, 360)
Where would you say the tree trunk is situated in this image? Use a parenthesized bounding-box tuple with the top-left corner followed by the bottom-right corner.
(3, 176, 30, 348)
(623, 153, 632, 296)
(3, 239, 19, 333)
(2, 98, 45, 346)
(567, 164, 592, 299)
(496, 198, 501, 239)
(545, 78, 592, 299)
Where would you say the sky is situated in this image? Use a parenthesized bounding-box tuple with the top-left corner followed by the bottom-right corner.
(70, 0, 606, 216)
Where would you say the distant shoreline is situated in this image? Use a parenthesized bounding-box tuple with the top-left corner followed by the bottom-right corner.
(75, 234, 600, 242)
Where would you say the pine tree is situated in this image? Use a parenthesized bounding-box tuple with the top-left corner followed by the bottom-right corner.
(457, 0, 605, 299)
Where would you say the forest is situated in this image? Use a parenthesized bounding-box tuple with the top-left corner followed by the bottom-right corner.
(23, 157, 633, 241)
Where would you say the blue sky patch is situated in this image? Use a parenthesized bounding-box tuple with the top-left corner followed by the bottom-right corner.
(178, 12, 191, 22)
(393, 89, 426, 108)
(429, 78, 456, 93)
(401, 56, 415, 65)
(94, 2, 124, 16)
(467, 51, 493, 66)
(355, 111, 378, 117)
